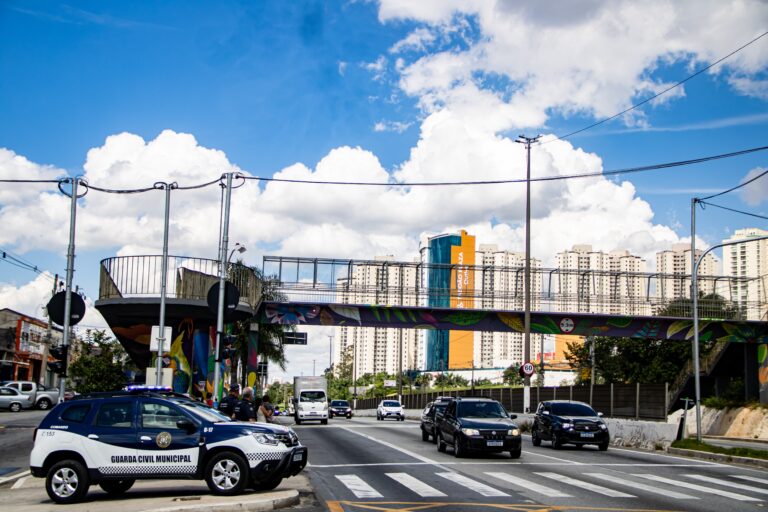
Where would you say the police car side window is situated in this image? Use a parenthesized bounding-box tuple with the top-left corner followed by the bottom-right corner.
(61, 404, 91, 423)
(95, 402, 133, 428)
(141, 402, 186, 429)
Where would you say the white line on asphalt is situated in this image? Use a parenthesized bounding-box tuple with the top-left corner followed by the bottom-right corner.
(733, 474, 768, 485)
(339, 426, 442, 465)
(684, 474, 768, 495)
(0, 470, 30, 486)
(309, 461, 718, 468)
(634, 474, 763, 502)
(385, 472, 446, 497)
(436, 472, 509, 497)
(11, 476, 28, 489)
(535, 472, 635, 498)
(485, 472, 572, 497)
(522, 450, 585, 465)
(335, 474, 383, 498)
(584, 472, 698, 500)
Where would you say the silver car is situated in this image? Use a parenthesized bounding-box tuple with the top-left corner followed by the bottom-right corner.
(0, 386, 34, 412)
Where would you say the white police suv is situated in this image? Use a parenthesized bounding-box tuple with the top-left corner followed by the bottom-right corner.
(30, 389, 307, 504)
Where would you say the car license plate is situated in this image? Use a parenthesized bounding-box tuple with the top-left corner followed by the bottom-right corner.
(293, 453, 303, 462)
(487, 440, 504, 447)
(580, 432, 595, 438)
(309, 411, 317, 415)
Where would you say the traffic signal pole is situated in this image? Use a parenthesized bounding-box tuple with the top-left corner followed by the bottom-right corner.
(213, 173, 234, 408)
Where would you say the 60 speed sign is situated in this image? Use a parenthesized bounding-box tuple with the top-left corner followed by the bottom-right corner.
(520, 362, 536, 377)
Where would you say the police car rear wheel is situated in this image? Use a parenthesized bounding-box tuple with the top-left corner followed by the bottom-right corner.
(99, 479, 135, 495)
(46, 460, 90, 504)
(205, 452, 248, 496)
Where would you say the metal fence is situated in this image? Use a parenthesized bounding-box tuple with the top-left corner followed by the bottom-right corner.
(99, 255, 262, 309)
(354, 383, 669, 421)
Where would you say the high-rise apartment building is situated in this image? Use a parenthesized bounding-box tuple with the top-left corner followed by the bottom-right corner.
(334, 256, 420, 377)
(556, 245, 648, 315)
(655, 243, 719, 304)
(722, 228, 768, 321)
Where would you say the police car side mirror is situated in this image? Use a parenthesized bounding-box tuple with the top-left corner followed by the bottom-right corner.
(176, 418, 196, 433)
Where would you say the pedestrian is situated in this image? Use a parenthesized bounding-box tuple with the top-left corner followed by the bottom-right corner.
(258, 393, 275, 423)
(233, 386, 256, 422)
(218, 384, 240, 419)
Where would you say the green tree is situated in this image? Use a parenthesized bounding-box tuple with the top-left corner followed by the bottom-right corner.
(69, 330, 131, 393)
(325, 345, 353, 400)
(502, 364, 523, 386)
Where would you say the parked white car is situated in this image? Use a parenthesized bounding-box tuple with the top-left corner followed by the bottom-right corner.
(1, 381, 59, 410)
(0, 386, 35, 412)
(377, 400, 404, 421)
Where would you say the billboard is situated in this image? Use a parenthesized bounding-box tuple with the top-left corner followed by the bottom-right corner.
(448, 231, 475, 369)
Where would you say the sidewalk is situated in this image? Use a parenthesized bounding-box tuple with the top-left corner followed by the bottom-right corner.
(0, 473, 308, 512)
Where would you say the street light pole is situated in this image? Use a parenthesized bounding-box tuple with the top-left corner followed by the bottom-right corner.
(213, 173, 234, 408)
(58, 177, 81, 404)
(155, 181, 177, 387)
(516, 134, 540, 413)
(328, 335, 333, 373)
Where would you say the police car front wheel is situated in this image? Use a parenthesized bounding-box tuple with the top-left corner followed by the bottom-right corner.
(46, 460, 90, 504)
(205, 452, 249, 496)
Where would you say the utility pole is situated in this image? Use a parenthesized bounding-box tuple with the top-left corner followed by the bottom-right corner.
(516, 134, 540, 413)
(213, 173, 234, 408)
(156, 182, 177, 387)
(59, 178, 81, 405)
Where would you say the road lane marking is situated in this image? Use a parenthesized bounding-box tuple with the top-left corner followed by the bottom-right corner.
(584, 472, 698, 499)
(385, 472, 446, 497)
(485, 472, 572, 497)
(339, 426, 442, 465)
(634, 474, 762, 502)
(11, 476, 28, 489)
(684, 474, 768, 495)
(734, 474, 768, 485)
(310, 461, 716, 468)
(436, 472, 509, 497)
(535, 472, 635, 497)
(522, 450, 584, 464)
(335, 474, 383, 498)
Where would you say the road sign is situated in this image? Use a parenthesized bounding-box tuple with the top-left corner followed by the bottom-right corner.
(559, 317, 575, 333)
(383, 379, 396, 387)
(150, 325, 173, 352)
(283, 332, 308, 345)
(520, 362, 536, 377)
(206, 281, 240, 321)
(46, 291, 86, 327)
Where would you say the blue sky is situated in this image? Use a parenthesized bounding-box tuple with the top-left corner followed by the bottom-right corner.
(1, 1, 767, 378)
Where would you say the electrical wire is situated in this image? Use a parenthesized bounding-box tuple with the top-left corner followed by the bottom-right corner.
(242, 145, 768, 187)
(0, 179, 63, 183)
(698, 167, 768, 201)
(547, 30, 768, 143)
(699, 201, 768, 221)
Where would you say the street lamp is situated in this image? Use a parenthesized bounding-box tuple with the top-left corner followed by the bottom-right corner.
(229, 242, 246, 261)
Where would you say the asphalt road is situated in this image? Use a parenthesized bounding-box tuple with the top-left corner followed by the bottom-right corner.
(295, 416, 768, 512)
(0, 409, 45, 478)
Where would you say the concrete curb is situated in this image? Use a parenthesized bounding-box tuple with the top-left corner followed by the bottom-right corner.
(0, 470, 30, 486)
(667, 447, 768, 469)
(142, 490, 300, 512)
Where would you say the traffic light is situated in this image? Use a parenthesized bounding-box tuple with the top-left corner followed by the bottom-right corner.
(220, 335, 237, 360)
(48, 345, 68, 376)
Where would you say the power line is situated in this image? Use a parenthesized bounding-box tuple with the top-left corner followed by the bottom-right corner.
(699, 201, 768, 221)
(547, 30, 768, 143)
(699, 167, 768, 201)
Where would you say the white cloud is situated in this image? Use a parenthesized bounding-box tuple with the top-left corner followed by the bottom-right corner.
(373, 120, 412, 133)
(389, 27, 436, 54)
(363, 56, 388, 81)
(380, 0, 768, 127)
(741, 167, 768, 206)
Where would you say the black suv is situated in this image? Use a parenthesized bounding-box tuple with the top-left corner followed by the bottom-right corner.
(435, 397, 521, 458)
(531, 400, 609, 451)
(29, 390, 307, 504)
(419, 397, 452, 443)
(329, 399, 352, 419)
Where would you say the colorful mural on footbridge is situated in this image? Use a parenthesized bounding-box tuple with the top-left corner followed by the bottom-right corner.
(259, 301, 768, 344)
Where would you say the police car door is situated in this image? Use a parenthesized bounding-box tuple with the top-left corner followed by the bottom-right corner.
(136, 399, 200, 477)
(86, 398, 138, 476)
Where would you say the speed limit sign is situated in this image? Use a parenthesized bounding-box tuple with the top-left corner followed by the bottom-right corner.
(520, 362, 536, 377)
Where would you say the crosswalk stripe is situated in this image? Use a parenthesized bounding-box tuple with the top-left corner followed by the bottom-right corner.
(436, 472, 509, 497)
(385, 473, 446, 497)
(634, 474, 762, 502)
(684, 474, 768, 495)
(335, 474, 383, 498)
(485, 472, 572, 497)
(535, 472, 635, 497)
(733, 474, 768, 486)
(585, 473, 698, 500)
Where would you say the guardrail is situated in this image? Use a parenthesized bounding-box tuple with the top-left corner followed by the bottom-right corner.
(99, 255, 262, 310)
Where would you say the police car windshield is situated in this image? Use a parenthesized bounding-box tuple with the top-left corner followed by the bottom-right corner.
(176, 401, 232, 422)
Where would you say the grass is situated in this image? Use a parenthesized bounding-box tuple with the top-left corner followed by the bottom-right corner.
(672, 438, 768, 461)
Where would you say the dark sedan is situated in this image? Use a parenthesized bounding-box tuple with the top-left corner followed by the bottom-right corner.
(420, 398, 451, 443)
(436, 397, 521, 458)
(531, 400, 610, 450)
(329, 399, 352, 419)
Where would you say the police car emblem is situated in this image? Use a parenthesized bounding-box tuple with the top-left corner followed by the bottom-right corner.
(156, 431, 172, 448)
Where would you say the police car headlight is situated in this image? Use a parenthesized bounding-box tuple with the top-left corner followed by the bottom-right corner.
(252, 432, 280, 446)
(461, 428, 480, 436)
(508, 429, 520, 436)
